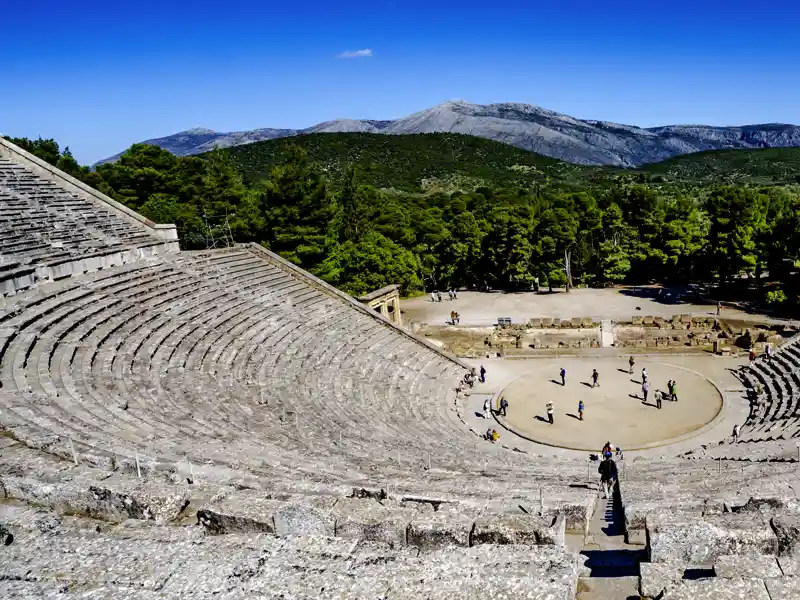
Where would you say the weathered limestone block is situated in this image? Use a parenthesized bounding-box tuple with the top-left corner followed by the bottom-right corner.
(778, 556, 800, 575)
(571, 317, 582, 328)
(661, 578, 770, 600)
(647, 513, 778, 564)
(714, 554, 782, 578)
(552, 318, 561, 328)
(408, 511, 473, 550)
(581, 317, 593, 328)
(197, 494, 336, 536)
(632, 315, 643, 325)
(765, 578, 800, 600)
(643, 315, 654, 326)
(541, 318, 553, 327)
(274, 501, 336, 536)
(332, 499, 414, 546)
(680, 313, 692, 324)
(771, 515, 800, 557)
(0, 476, 188, 523)
(654, 316, 665, 327)
(529, 318, 542, 328)
(639, 562, 686, 599)
(471, 513, 564, 547)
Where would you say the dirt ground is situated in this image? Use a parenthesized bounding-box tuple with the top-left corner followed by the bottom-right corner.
(403, 287, 783, 327)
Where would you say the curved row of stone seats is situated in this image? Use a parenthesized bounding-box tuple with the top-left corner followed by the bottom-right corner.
(0, 495, 579, 600)
(0, 144, 179, 297)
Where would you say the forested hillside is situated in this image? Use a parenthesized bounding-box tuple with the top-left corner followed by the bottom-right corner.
(6, 134, 800, 312)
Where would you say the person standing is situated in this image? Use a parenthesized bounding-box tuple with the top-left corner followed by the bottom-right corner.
(480, 365, 486, 383)
(546, 401, 554, 424)
(670, 380, 678, 402)
(716, 301, 721, 316)
(598, 455, 618, 499)
(629, 356, 635, 375)
(499, 397, 508, 416)
(483, 397, 492, 418)
(641, 368, 647, 384)
(656, 386, 662, 409)
(560, 367, 566, 386)
(578, 400, 584, 421)
(591, 369, 599, 388)
(642, 381, 650, 404)
(732, 423, 740, 442)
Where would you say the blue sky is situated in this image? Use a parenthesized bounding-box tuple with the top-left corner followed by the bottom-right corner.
(3, 0, 800, 163)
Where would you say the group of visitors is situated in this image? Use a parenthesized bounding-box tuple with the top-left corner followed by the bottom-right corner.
(450, 310, 461, 325)
(429, 289, 459, 302)
(542, 359, 682, 424)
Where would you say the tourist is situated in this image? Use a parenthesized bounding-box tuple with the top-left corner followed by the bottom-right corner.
(436, 291, 442, 302)
(491, 429, 500, 442)
(578, 400, 584, 421)
(546, 401, 554, 424)
(765, 344, 773, 362)
(448, 289, 454, 301)
(560, 367, 566, 386)
(749, 348, 756, 363)
(591, 368, 599, 388)
(480, 365, 486, 383)
(656, 386, 662, 409)
(642, 380, 650, 404)
(716, 301, 721, 316)
(430, 292, 436, 302)
(450, 310, 456, 324)
(629, 356, 635, 375)
(483, 397, 492, 418)
(486, 427, 493, 441)
(598, 455, 618, 499)
(670, 380, 678, 402)
(499, 397, 508, 416)
(732, 423, 740, 442)
(453, 289, 458, 300)
(641, 368, 647, 384)
(454, 311, 460, 325)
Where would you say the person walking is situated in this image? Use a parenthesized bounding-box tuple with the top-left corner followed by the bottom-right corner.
(480, 365, 486, 383)
(716, 301, 721, 316)
(641, 368, 647, 384)
(629, 356, 635, 375)
(499, 397, 508, 417)
(591, 369, 599, 388)
(483, 397, 492, 418)
(670, 380, 678, 402)
(578, 400, 584, 421)
(546, 401, 554, 424)
(598, 455, 618, 499)
(642, 381, 650, 404)
(732, 423, 740, 442)
(560, 367, 566, 386)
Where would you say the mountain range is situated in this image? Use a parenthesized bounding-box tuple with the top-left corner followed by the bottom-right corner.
(97, 100, 800, 167)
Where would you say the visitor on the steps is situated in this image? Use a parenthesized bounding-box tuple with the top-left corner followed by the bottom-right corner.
(598, 455, 618, 499)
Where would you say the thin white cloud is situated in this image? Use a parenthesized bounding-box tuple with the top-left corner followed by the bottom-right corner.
(337, 48, 373, 59)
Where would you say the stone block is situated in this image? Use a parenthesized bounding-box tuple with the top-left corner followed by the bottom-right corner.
(680, 313, 693, 324)
(274, 502, 336, 536)
(772, 515, 800, 557)
(529, 318, 542, 328)
(581, 317, 593, 328)
(471, 513, 564, 547)
(654, 316, 665, 327)
(332, 499, 414, 546)
(571, 317, 582, 328)
(714, 554, 782, 578)
(552, 318, 561, 328)
(661, 578, 770, 600)
(408, 512, 473, 550)
(639, 562, 686, 599)
(648, 513, 778, 564)
(632, 315, 643, 325)
(765, 578, 800, 600)
(643, 315, 654, 326)
(542, 317, 553, 327)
